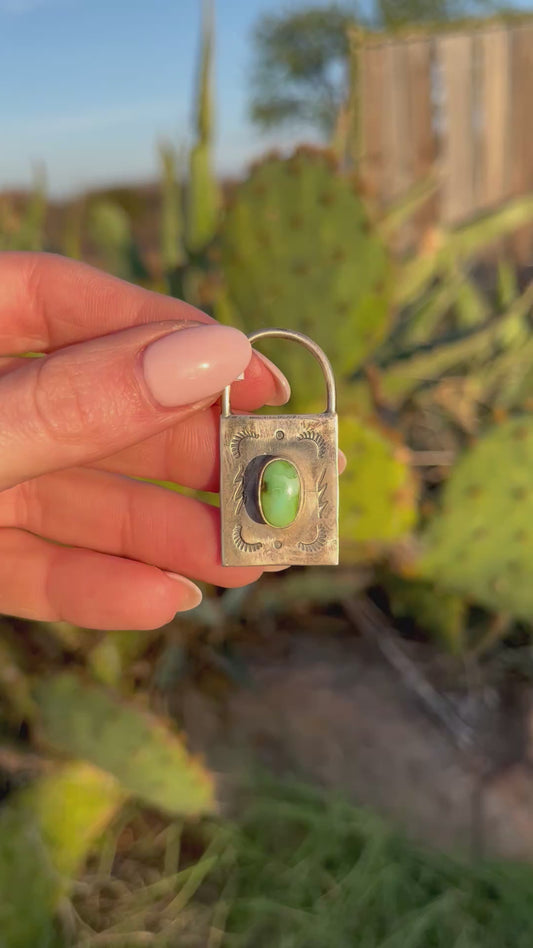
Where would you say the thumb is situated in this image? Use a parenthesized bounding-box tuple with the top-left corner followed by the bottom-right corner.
(0, 322, 252, 490)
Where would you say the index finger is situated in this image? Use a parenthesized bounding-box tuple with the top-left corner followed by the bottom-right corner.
(0, 252, 209, 352)
(0, 251, 289, 408)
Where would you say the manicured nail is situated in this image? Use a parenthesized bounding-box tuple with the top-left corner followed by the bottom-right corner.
(164, 572, 203, 610)
(255, 352, 291, 406)
(338, 450, 347, 475)
(143, 325, 252, 408)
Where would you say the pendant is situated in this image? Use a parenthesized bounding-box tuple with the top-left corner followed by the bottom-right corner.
(220, 328, 339, 567)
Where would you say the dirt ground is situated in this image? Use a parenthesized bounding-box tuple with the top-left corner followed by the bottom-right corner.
(177, 624, 533, 863)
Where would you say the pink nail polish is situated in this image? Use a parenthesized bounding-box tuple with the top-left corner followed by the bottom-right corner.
(255, 352, 291, 406)
(164, 572, 203, 610)
(143, 325, 252, 408)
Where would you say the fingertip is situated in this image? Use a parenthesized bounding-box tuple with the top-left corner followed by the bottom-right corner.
(254, 352, 291, 406)
(230, 350, 290, 410)
(163, 572, 203, 611)
(338, 450, 347, 475)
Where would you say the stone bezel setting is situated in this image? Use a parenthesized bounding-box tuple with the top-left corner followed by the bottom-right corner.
(257, 456, 303, 529)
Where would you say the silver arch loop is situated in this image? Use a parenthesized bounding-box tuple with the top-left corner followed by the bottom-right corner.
(221, 328, 336, 417)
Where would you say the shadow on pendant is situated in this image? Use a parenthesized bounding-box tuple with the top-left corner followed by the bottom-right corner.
(243, 454, 273, 525)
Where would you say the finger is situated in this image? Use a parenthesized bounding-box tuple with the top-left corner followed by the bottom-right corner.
(0, 321, 255, 490)
(1, 468, 263, 589)
(92, 405, 221, 490)
(0, 350, 289, 413)
(93, 410, 348, 492)
(0, 252, 289, 406)
(0, 356, 26, 378)
(338, 450, 347, 475)
(0, 528, 203, 630)
(0, 252, 209, 351)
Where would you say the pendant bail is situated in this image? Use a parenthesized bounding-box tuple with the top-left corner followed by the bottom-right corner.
(221, 328, 336, 417)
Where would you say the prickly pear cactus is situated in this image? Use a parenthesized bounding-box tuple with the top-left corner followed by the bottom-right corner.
(420, 416, 533, 619)
(386, 576, 467, 655)
(219, 148, 392, 410)
(35, 673, 214, 816)
(339, 415, 418, 557)
(0, 762, 122, 947)
(88, 199, 147, 283)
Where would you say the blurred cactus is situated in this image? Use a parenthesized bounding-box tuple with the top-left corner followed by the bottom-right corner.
(0, 762, 123, 947)
(219, 147, 392, 409)
(186, 0, 218, 255)
(338, 414, 418, 557)
(88, 198, 148, 282)
(159, 140, 185, 272)
(394, 194, 533, 312)
(419, 416, 533, 620)
(35, 673, 214, 816)
(497, 258, 519, 309)
(357, 280, 533, 412)
(386, 576, 467, 655)
(61, 197, 84, 260)
(0, 659, 215, 941)
(16, 165, 47, 251)
(0, 165, 47, 252)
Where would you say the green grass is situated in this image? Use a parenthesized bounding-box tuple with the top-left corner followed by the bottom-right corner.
(225, 780, 533, 948)
(72, 779, 533, 948)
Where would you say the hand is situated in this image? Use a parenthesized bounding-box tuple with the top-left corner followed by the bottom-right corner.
(0, 253, 293, 630)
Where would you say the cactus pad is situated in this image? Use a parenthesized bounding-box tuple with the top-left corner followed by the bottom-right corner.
(219, 149, 391, 409)
(420, 416, 533, 618)
(339, 415, 418, 557)
(35, 673, 214, 817)
(0, 762, 122, 947)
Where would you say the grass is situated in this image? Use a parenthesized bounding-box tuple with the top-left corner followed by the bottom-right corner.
(69, 778, 533, 948)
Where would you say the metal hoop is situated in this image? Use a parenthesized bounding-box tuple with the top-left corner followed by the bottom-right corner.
(221, 328, 336, 417)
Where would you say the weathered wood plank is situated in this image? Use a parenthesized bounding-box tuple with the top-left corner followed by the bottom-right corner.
(359, 43, 387, 204)
(360, 23, 531, 264)
(405, 39, 437, 181)
(438, 33, 476, 225)
(509, 24, 533, 262)
(405, 38, 438, 243)
(381, 42, 411, 204)
(479, 28, 511, 209)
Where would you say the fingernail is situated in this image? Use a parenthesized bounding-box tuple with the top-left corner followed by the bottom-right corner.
(263, 565, 291, 572)
(255, 352, 291, 406)
(143, 325, 252, 408)
(164, 572, 203, 610)
(338, 450, 347, 475)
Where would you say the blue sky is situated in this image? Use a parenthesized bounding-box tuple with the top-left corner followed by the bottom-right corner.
(0, 0, 530, 196)
(0, 0, 337, 196)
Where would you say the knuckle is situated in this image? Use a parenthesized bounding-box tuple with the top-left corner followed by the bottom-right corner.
(31, 354, 104, 448)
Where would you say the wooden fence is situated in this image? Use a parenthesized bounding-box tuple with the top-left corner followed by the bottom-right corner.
(358, 21, 533, 259)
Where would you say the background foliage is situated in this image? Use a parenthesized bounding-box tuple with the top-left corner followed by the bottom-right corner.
(2, 1, 533, 943)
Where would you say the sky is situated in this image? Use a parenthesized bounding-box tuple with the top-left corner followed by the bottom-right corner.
(0, 0, 335, 196)
(0, 0, 530, 197)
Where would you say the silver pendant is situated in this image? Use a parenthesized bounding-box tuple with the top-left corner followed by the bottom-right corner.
(220, 329, 339, 567)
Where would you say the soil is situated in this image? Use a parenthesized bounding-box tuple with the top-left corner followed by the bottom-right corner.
(176, 621, 533, 862)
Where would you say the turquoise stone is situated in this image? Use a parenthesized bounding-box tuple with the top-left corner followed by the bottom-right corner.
(259, 458, 301, 528)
